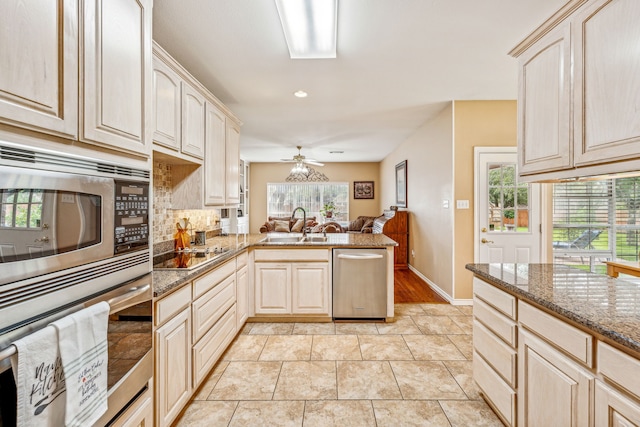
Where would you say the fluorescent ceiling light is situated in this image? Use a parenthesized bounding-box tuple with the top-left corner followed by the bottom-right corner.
(275, 0, 337, 59)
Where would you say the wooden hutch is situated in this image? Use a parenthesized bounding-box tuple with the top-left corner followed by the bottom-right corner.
(373, 210, 409, 269)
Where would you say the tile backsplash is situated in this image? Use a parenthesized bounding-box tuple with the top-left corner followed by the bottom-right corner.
(153, 160, 220, 252)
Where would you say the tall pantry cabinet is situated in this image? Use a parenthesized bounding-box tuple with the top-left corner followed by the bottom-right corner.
(0, 0, 153, 157)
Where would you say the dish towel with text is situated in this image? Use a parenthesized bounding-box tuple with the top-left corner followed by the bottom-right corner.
(11, 325, 67, 427)
(51, 302, 109, 427)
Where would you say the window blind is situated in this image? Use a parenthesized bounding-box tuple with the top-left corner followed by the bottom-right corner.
(267, 182, 349, 220)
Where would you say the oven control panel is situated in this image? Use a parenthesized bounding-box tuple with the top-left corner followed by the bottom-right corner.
(114, 181, 149, 254)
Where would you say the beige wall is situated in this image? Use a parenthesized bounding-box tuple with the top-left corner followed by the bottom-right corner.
(249, 162, 381, 233)
(453, 100, 517, 299)
(380, 104, 455, 297)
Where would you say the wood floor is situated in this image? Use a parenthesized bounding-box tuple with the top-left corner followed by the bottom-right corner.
(394, 268, 447, 304)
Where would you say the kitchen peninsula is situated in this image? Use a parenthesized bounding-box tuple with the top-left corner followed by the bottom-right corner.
(152, 232, 396, 426)
(466, 263, 640, 426)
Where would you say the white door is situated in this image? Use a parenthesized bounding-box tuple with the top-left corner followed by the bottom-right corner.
(474, 147, 542, 264)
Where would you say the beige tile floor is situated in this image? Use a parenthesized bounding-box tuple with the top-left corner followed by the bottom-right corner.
(175, 303, 503, 427)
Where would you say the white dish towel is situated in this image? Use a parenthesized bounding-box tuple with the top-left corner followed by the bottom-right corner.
(51, 301, 110, 427)
(11, 325, 67, 427)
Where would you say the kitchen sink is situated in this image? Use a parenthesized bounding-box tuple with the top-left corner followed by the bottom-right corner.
(262, 235, 304, 243)
(261, 233, 329, 243)
(302, 236, 328, 242)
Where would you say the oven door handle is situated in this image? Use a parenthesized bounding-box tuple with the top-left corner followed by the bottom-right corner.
(106, 283, 151, 314)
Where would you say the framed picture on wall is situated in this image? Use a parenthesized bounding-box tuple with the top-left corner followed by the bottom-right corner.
(395, 160, 407, 207)
(353, 181, 374, 199)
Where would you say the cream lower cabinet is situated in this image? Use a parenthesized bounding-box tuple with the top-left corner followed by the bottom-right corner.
(473, 276, 640, 427)
(155, 256, 244, 427)
(236, 252, 249, 329)
(596, 341, 640, 426)
(472, 278, 518, 426)
(155, 285, 192, 427)
(518, 329, 594, 427)
(253, 249, 331, 317)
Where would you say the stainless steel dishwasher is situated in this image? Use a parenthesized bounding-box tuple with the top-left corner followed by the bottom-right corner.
(332, 248, 387, 319)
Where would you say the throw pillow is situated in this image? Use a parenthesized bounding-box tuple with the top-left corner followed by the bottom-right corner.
(361, 218, 375, 232)
(349, 217, 365, 231)
(274, 220, 290, 232)
(291, 219, 304, 232)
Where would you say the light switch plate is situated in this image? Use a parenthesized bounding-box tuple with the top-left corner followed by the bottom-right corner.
(456, 200, 469, 209)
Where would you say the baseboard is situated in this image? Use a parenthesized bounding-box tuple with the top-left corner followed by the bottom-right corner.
(407, 265, 473, 306)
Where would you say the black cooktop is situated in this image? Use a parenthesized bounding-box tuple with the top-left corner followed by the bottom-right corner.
(153, 247, 230, 270)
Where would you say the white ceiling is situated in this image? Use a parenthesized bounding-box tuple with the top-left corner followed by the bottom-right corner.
(153, 0, 566, 163)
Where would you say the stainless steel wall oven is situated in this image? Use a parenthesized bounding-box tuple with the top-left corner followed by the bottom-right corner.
(0, 141, 152, 426)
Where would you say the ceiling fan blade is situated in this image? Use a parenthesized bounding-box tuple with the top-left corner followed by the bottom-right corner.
(280, 159, 296, 162)
(304, 160, 324, 166)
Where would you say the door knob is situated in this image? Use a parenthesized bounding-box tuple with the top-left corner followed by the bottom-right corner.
(481, 238, 494, 244)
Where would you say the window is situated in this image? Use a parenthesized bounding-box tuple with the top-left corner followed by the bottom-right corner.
(0, 189, 44, 228)
(487, 163, 530, 232)
(552, 177, 640, 272)
(267, 182, 349, 221)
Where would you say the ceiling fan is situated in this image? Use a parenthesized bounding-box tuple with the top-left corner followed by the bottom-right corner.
(280, 146, 324, 167)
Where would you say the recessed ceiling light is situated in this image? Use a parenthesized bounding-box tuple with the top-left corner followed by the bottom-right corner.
(294, 90, 308, 98)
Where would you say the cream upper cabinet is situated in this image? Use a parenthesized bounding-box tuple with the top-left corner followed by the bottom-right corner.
(204, 102, 227, 205)
(225, 120, 241, 205)
(511, 0, 640, 181)
(180, 82, 206, 159)
(517, 23, 572, 176)
(0, 0, 78, 138)
(81, 0, 152, 157)
(152, 57, 181, 151)
(572, 0, 640, 166)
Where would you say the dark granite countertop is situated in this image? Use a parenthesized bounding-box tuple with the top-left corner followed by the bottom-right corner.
(466, 263, 640, 354)
(154, 233, 397, 299)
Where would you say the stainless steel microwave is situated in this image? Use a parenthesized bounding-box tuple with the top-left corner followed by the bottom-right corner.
(0, 141, 150, 333)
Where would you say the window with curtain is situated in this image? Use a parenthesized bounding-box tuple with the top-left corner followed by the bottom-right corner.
(267, 182, 349, 221)
(552, 176, 640, 272)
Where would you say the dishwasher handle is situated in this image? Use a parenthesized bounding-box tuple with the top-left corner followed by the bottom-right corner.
(337, 253, 384, 260)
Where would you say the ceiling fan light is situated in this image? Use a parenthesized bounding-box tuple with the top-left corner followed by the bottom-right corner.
(275, 0, 337, 59)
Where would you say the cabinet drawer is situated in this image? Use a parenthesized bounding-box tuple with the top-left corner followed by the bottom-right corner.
(192, 305, 237, 387)
(155, 285, 191, 326)
(254, 249, 330, 262)
(473, 278, 516, 320)
(192, 274, 236, 343)
(598, 341, 640, 399)
(236, 251, 248, 269)
(474, 350, 516, 426)
(193, 259, 235, 299)
(473, 296, 517, 347)
(474, 320, 517, 387)
(519, 301, 593, 367)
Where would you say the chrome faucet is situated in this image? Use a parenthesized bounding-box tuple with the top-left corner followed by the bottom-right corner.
(291, 207, 307, 236)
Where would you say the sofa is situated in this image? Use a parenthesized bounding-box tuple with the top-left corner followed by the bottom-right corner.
(259, 215, 381, 234)
(259, 216, 318, 233)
